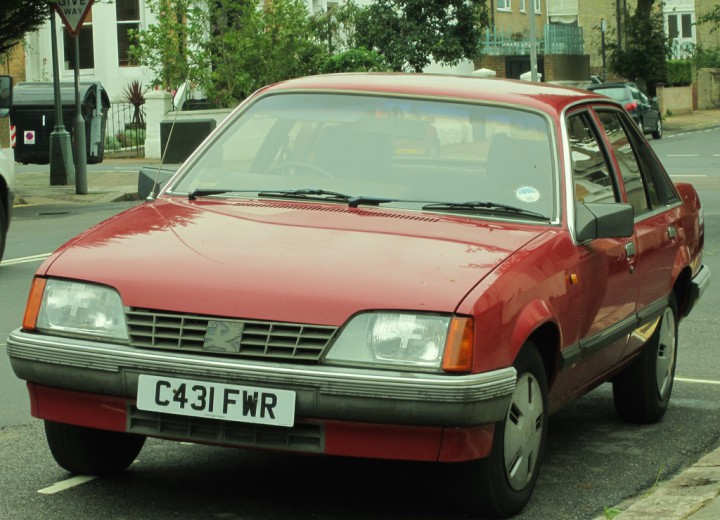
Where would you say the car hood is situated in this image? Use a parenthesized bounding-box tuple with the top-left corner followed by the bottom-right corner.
(40, 198, 546, 325)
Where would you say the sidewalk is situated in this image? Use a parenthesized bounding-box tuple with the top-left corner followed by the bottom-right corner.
(13, 157, 151, 207)
(8, 109, 720, 520)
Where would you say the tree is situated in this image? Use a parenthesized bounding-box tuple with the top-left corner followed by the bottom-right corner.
(131, 0, 332, 107)
(697, 4, 720, 33)
(0, 0, 50, 55)
(344, 0, 489, 73)
(608, 0, 669, 95)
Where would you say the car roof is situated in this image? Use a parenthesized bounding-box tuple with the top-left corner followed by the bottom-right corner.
(587, 82, 631, 90)
(259, 73, 612, 116)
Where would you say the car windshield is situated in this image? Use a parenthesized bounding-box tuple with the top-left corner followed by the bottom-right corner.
(169, 93, 556, 219)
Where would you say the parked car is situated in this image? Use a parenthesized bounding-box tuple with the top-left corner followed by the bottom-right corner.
(0, 75, 15, 263)
(587, 81, 663, 139)
(7, 74, 709, 518)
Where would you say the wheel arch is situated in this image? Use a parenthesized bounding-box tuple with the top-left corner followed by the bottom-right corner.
(510, 300, 560, 389)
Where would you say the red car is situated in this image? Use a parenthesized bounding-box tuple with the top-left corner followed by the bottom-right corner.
(8, 74, 709, 517)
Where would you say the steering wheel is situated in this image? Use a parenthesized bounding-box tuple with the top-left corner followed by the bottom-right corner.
(269, 161, 334, 179)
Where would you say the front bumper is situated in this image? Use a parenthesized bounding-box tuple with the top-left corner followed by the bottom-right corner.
(7, 329, 516, 428)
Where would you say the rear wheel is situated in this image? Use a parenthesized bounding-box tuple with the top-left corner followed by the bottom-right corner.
(0, 200, 6, 263)
(613, 294, 678, 423)
(652, 117, 663, 139)
(450, 344, 548, 518)
(44, 421, 146, 475)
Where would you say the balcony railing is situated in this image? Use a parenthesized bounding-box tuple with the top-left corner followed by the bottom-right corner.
(482, 24, 584, 56)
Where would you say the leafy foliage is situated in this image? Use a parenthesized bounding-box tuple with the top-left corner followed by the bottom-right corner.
(346, 0, 489, 72)
(131, 0, 333, 107)
(122, 80, 147, 128)
(666, 60, 692, 86)
(0, 0, 50, 55)
(320, 48, 388, 73)
(691, 46, 720, 69)
(130, 0, 488, 106)
(608, 4, 670, 95)
(697, 4, 720, 32)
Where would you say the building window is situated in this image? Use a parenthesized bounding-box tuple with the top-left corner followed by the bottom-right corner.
(63, 10, 94, 70)
(117, 0, 141, 66)
(498, 0, 511, 11)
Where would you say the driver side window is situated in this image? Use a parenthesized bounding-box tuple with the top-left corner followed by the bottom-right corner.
(567, 112, 618, 204)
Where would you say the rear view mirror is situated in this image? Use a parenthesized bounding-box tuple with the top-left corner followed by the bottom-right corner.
(0, 76, 12, 118)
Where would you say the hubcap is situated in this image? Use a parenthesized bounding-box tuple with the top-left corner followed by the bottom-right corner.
(656, 306, 676, 398)
(504, 372, 544, 491)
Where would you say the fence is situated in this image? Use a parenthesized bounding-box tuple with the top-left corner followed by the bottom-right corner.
(105, 102, 145, 158)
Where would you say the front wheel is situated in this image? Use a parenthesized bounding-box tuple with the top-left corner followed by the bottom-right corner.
(449, 344, 548, 518)
(613, 294, 678, 423)
(45, 421, 146, 475)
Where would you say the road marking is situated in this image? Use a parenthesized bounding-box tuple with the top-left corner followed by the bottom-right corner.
(669, 175, 707, 178)
(676, 377, 720, 386)
(667, 154, 699, 157)
(38, 475, 97, 494)
(0, 253, 51, 266)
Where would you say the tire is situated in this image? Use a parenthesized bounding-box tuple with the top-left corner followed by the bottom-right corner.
(0, 200, 6, 263)
(652, 117, 663, 139)
(613, 294, 678, 423)
(449, 344, 549, 518)
(44, 421, 146, 475)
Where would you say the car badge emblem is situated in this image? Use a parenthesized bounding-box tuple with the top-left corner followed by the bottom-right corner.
(203, 320, 244, 353)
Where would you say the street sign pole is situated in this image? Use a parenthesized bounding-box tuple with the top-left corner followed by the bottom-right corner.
(51, 0, 94, 194)
(73, 35, 87, 194)
(48, 7, 75, 186)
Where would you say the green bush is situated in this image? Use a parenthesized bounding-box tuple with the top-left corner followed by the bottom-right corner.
(321, 48, 389, 73)
(116, 128, 146, 148)
(666, 60, 693, 86)
(692, 46, 720, 69)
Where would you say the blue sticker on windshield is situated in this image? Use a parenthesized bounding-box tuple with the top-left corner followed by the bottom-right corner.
(516, 186, 540, 203)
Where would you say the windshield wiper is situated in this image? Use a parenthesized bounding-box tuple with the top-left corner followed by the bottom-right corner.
(258, 189, 397, 208)
(421, 201, 549, 221)
(188, 188, 252, 200)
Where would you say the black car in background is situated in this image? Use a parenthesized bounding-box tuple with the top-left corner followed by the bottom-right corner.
(587, 82, 663, 139)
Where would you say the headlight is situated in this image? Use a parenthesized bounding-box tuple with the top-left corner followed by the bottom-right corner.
(31, 279, 128, 341)
(325, 312, 473, 372)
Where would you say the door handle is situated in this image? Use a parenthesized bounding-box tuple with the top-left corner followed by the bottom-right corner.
(668, 226, 677, 239)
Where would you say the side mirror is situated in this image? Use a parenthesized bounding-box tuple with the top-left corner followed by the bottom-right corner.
(0, 75, 12, 118)
(575, 202, 634, 243)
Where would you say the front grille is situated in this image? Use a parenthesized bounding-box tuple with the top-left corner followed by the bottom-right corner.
(126, 308, 337, 362)
(128, 406, 324, 453)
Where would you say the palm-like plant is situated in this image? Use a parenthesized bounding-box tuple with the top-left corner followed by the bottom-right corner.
(122, 80, 146, 129)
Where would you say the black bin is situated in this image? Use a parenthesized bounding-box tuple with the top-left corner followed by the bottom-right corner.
(10, 82, 110, 165)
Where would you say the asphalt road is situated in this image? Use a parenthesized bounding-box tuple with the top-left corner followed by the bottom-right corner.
(0, 129, 718, 519)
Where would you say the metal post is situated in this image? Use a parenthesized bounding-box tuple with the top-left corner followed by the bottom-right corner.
(48, 8, 75, 185)
(601, 19, 607, 82)
(528, 0, 538, 82)
(73, 34, 87, 194)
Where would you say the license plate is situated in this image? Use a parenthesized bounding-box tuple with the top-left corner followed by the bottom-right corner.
(136, 375, 296, 427)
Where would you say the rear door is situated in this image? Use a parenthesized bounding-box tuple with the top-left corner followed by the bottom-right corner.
(590, 107, 682, 358)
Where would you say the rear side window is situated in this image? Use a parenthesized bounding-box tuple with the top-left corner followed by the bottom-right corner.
(592, 87, 628, 103)
(595, 110, 661, 215)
